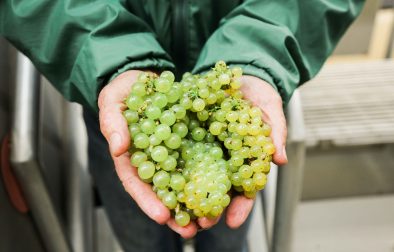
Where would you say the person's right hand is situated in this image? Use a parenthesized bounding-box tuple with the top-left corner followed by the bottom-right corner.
(98, 70, 214, 238)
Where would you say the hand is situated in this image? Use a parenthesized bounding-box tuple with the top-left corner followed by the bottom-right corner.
(98, 70, 206, 238)
(223, 75, 288, 229)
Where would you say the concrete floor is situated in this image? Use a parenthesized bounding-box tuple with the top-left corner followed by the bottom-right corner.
(292, 195, 394, 252)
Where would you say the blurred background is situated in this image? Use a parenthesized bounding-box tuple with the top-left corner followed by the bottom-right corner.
(0, 1, 393, 252)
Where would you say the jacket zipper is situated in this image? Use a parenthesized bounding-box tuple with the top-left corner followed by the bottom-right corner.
(172, 0, 188, 75)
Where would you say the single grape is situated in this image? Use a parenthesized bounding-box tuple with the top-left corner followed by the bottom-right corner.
(162, 191, 177, 209)
(123, 110, 139, 124)
(170, 174, 186, 191)
(138, 161, 155, 180)
(131, 82, 146, 96)
(134, 133, 150, 149)
(155, 124, 171, 140)
(153, 171, 170, 189)
(164, 133, 182, 149)
(130, 151, 147, 166)
(160, 110, 176, 126)
(152, 93, 168, 108)
(155, 78, 171, 93)
(191, 127, 206, 141)
(126, 95, 143, 111)
(151, 146, 168, 162)
(172, 105, 186, 119)
(175, 211, 190, 227)
(172, 122, 188, 138)
(140, 119, 156, 134)
(149, 134, 162, 146)
(160, 155, 177, 171)
(231, 67, 243, 78)
(145, 105, 161, 119)
(192, 98, 205, 111)
(160, 71, 175, 83)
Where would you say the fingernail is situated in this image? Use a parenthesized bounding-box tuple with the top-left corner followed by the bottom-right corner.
(282, 146, 288, 161)
(110, 132, 121, 154)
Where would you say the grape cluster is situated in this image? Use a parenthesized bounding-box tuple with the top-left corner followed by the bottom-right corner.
(124, 61, 275, 226)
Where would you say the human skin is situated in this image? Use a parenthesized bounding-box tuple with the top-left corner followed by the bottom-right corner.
(98, 70, 288, 238)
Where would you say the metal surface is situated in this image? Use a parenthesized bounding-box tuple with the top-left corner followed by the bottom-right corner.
(271, 90, 306, 252)
(10, 53, 71, 252)
(64, 103, 94, 252)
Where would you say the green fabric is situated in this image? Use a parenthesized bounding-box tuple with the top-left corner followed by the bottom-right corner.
(0, 0, 364, 111)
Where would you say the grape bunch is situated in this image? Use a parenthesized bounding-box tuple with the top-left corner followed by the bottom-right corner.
(124, 61, 275, 226)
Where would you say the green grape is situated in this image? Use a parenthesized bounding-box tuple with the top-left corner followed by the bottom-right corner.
(134, 133, 150, 149)
(209, 122, 223, 135)
(160, 110, 176, 126)
(263, 142, 276, 155)
(191, 127, 206, 141)
(151, 146, 168, 162)
(218, 131, 228, 141)
(164, 133, 182, 149)
(155, 78, 171, 93)
(181, 148, 195, 160)
(236, 123, 248, 135)
(192, 98, 205, 111)
(138, 161, 155, 180)
(126, 95, 143, 111)
(244, 190, 257, 199)
(206, 71, 217, 81)
(231, 172, 242, 186)
(172, 105, 186, 119)
(172, 122, 188, 138)
(162, 192, 177, 209)
(197, 110, 209, 121)
(231, 67, 243, 78)
(193, 208, 204, 217)
(123, 110, 139, 124)
(238, 113, 250, 123)
(184, 182, 196, 195)
(198, 87, 210, 98)
(130, 151, 147, 166)
(129, 123, 141, 138)
(253, 172, 267, 187)
(186, 196, 198, 209)
(160, 71, 175, 83)
(226, 111, 238, 122)
(221, 194, 231, 207)
(149, 134, 162, 146)
(227, 122, 237, 133)
(209, 147, 223, 160)
(145, 105, 161, 119)
(204, 133, 215, 143)
(177, 191, 187, 202)
(249, 124, 261, 135)
(175, 211, 190, 227)
(229, 154, 244, 167)
(249, 107, 262, 118)
(210, 205, 223, 217)
(156, 188, 168, 199)
(206, 93, 217, 104)
(131, 82, 146, 96)
(262, 161, 271, 173)
(255, 135, 266, 146)
(221, 100, 232, 111)
(250, 145, 263, 157)
(140, 119, 156, 134)
(138, 72, 149, 83)
(180, 96, 192, 109)
(170, 174, 186, 191)
(155, 124, 171, 140)
(262, 124, 272, 137)
(215, 61, 227, 72)
(188, 119, 200, 130)
(242, 178, 254, 191)
(210, 79, 221, 90)
(199, 198, 212, 213)
(239, 165, 253, 179)
(166, 87, 181, 103)
(219, 73, 230, 85)
(153, 171, 170, 189)
(160, 156, 177, 171)
(230, 79, 242, 89)
(196, 78, 208, 88)
(152, 93, 168, 108)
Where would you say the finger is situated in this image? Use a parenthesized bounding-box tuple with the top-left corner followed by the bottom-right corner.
(114, 152, 171, 225)
(197, 215, 221, 229)
(167, 219, 198, 239)
(225, 195, 254, 229)
(99, 104, 130, 157)
(98, 70, 141, 157)
(240, 77, 288, 165)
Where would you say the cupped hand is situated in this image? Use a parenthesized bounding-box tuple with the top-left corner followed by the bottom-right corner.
(98, 70, 288, 236)
(98, 70, 198, 238)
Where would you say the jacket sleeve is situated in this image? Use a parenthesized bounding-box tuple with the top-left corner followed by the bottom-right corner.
(192, 0, 365, 105)
(0, 0, 174, 112)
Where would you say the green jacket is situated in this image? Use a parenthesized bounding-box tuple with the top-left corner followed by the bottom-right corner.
(0, 0, 364, 112)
